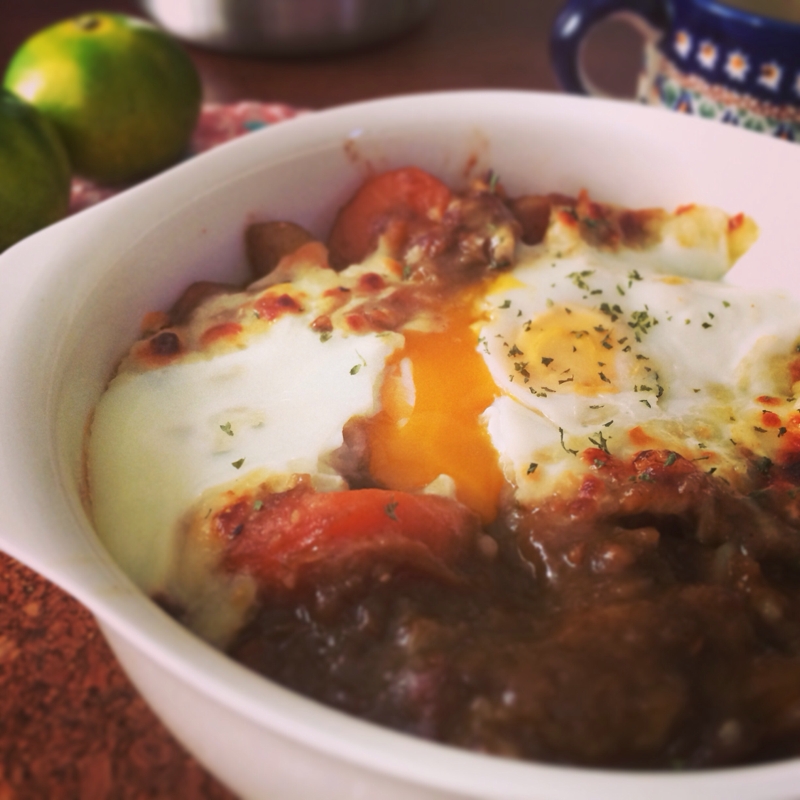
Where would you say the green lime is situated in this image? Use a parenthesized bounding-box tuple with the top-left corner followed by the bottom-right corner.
(4, 12, 202, 185)
(0, 89, 70, 253)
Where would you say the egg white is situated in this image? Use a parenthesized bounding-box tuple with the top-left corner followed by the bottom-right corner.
(89, 314, 402, 593)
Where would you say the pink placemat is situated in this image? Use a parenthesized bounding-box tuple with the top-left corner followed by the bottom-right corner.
(69, 101, 308, 213)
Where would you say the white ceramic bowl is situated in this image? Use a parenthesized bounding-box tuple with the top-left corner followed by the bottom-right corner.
(1, 91, 800, 800)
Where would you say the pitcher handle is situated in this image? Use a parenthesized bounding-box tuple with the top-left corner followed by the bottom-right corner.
(550, 0, 670, 96)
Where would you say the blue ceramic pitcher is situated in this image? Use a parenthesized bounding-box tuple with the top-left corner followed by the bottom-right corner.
(551, 0, 800, 140)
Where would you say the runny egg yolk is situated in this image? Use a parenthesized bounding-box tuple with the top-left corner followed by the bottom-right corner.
(518, 307, 619, 394)
(367, 292, 504, 523)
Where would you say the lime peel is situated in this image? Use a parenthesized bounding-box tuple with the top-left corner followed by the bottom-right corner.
(4, 12, 202, 185)
(0, 89, 70, 252)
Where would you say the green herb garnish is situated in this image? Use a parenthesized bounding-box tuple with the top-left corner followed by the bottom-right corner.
(588, 430, 610, 454)
(567, 270, 594, 291)
(350, 351, 367, 375)
(559, 427, 578, 456)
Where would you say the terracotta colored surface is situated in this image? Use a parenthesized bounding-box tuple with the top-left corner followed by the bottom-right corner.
(0, 552, 235, 800)
(0, 1, 641, 797)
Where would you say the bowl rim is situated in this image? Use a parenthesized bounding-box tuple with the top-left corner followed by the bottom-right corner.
(1, 89, 800, 799)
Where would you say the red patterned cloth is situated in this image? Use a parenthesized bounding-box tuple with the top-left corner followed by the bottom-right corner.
(69, 101, 306, 213)
(191, 100, 306, 151)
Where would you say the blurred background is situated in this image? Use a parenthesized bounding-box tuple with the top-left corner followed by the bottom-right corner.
(1, 0, 641, 108)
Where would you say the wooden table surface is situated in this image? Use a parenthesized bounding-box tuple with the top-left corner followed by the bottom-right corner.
(0, 2, 641, 797)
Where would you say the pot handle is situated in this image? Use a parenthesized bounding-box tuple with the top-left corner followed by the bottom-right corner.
(550, 0, 670, 96)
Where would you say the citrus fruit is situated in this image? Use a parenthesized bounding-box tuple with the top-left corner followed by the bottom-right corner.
(4, 12, 202, 185)
(0, 89, 70, 252)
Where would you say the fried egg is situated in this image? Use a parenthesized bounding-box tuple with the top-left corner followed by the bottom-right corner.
(480, 238, 800, 503)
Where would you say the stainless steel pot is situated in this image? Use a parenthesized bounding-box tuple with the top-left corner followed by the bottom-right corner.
(139, 0, 436, 56)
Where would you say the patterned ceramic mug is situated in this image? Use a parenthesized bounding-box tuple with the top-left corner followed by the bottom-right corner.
(550, 0, 800, 141)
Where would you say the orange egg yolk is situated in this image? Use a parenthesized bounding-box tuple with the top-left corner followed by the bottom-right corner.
(366, 293, 504, 523)
(516, 307, 619, 395)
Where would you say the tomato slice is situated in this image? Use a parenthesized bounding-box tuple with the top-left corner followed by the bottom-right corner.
(217, 486, 481, 589)
(327, 167, 452, 269)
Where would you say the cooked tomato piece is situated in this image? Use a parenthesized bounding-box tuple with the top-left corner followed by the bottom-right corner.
(218, 485, 481, 588)
(327, 167, 452, 269)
